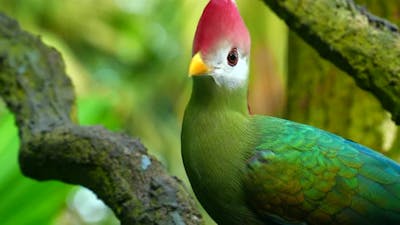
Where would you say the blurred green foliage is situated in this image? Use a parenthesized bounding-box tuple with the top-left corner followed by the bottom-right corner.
(0, 105, 72, 225)
(0, 0, 287, 224)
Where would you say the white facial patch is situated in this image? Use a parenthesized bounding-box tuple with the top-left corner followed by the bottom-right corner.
(206, 44, 249, 90)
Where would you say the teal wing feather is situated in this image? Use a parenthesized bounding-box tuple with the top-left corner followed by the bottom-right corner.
(244, 116, 400, 225)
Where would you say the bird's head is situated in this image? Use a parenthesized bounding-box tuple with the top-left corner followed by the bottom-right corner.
(189, 0, 251, 90)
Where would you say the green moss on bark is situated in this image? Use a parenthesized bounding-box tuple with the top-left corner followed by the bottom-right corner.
(0, 13, 202, 225)
(286, 30, 387, 151)
(263, 0, 400, 124)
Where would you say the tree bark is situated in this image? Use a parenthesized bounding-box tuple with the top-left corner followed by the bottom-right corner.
(284, 0, 399, 157)
(262, 0, 400, 125)
(286, 30, 388, 151)
(354, 0, 400, 158)
(0, 13, 202, 225)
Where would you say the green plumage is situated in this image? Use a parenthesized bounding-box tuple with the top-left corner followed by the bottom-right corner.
(246, 116, 400, 225)
(181, 77, 400, 225)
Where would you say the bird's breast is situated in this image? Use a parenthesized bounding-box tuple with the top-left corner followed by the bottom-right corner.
(181, 109, 262, 224)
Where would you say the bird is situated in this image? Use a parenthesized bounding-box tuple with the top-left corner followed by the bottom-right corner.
(181, 0, 400, 225)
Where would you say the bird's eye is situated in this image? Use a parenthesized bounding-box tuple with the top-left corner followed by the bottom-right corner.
(227, 48, 239, 66)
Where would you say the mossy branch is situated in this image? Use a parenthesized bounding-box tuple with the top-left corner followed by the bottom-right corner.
(0, 13, 202, 225)
(262, 0, 400, 124)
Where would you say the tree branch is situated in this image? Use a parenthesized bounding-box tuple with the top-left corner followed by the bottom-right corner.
(0, 13, 202, 225)
(262, 0, 400, 124)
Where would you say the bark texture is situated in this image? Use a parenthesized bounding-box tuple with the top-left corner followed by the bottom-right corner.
(356, 0, 400, 156)
(0, 13, 202, 225)
(262, 0, 400, 124)
(286, 31, 388, 151)
(284, 0, 399, 157)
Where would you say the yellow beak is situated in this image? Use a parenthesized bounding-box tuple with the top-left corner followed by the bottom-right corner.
(188, 52, 210, 77)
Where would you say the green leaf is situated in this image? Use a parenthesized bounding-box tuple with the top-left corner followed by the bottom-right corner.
(0, 111, 74, 225)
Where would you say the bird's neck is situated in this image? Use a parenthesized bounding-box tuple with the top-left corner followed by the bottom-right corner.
(190, 76, 249, 116)
(182, 76, 262, 224)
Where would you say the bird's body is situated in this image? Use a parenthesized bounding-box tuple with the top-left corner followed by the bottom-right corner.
(181, 1, 400, 224)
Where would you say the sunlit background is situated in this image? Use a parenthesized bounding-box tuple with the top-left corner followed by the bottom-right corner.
(0, 0, 398, 224)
